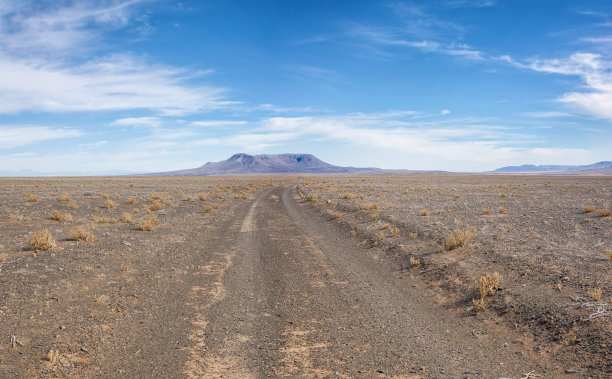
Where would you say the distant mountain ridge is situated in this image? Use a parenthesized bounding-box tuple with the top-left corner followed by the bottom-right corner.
(149, 153, 380, 176)
(492, 161, 612, 173)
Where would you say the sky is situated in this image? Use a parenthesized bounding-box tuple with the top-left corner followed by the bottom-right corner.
(0, 0, 611, 174)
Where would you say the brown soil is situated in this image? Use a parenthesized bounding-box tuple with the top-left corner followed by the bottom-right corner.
(0, 174, 610, 377)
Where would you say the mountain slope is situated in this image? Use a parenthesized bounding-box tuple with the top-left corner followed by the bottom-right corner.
(492, 161, 612, 173)
(149, 153, 379, 176)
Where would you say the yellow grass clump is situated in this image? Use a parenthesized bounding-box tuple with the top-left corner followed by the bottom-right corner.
(139, 215, 160, 231)
(327, 209, 343, 219)
(149, 201, 163, 211)
(473, 272, 502, 311)
(587, 288, 602, 302)
(605, 250, 612, 261)
(50, 210, 72, 222)
(582, 206, 595, 214)
(28, 229, 55, 251)
(26, 193, 39, 202)
(127, 198, 138, 205)
(596, 208, 611, 217)
(420, 210, 429, 216)
(444, 228, 475, 251)
(58, 193, 71, 202)
(198, 193, 209, 201)
(121, 212, 133, 223)
(104, 199, 116, 209)
(410, 256, 420, 267)
(368, 213, 380, 222)
(359, 203, 379, 211)
(69, 226, 96, 242)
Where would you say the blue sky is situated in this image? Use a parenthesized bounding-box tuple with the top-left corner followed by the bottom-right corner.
(0, 0, 611, 174)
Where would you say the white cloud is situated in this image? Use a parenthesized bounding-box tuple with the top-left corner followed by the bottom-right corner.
(112, 116, 161, 128)
(523, 111, 573, 118)
(527, 53, 612, 122)
(191, 120, 248, 127)
(441, 109, 451, 115)
(0, 1, 232, 116)
(0, 125, 83, 148)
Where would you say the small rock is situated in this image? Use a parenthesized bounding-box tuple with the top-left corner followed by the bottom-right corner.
(565, 369, 578, 374)
(81, 347, 89, 353)
(376, 369, 384, 373)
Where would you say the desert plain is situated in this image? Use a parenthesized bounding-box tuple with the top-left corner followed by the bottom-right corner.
(0, 174, 610, 377)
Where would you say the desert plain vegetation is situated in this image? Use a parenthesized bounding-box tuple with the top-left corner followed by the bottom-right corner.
(0, 174, 610, 377)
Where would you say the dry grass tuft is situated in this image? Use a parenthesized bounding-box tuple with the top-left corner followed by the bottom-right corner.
(305, 193, 318, 203)
(26, 193, 39, 202)
(198, 193, 210, 201)
(121, 212, 133, 223)
(50, 210, 73, 222)
(350, 230, 357, 237)
(104, 199, 116, 209)
(605, 250, 612, 261)
(0, 253, 8, 263)
(368, 213, 380, 222)
(376, 231, 385, 242)
(444, 228, 475, 251)
(587, 288, 602, 302)
(410, 256, 420, 267)
(184, 195, 194, 201)
(149, 201, 163, 211)
(582, 206, 595, 214)
(498, 207, 507, 214)
(595, 208, 611, 217)
(419, 210, 429, 216)
(340, 193, 356, 200)
(482, 208, 490, 215)
(138, 215, 160, 231)
(473, 272, 502, 311)
(28, 229, 55, 251)
(203, 205, 214, 213)
(409, 232, 418, 240)
(148, 192, 163, 202)
(359, 203, 379, 211)
(391, 227, 399, 236)
(58, 193, 71, 202)
(127, 198, 138, 205)
(69, 226, 96, 242)
(327, 209, 343, 219)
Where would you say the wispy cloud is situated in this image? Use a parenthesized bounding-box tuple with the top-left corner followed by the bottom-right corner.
(0, 125, 83, 149)
(191, 120, 248, 127)
(112, 116, 161, 128)
(0, 1, 233, 116)
(526, 53, 612, 122)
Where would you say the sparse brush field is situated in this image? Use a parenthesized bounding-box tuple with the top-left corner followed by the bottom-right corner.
(0, 176, 287, 377)
(297, 174, 611, 371)
(0, 174, 610, 376)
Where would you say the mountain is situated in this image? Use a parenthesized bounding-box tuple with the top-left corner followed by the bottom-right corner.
(492, 161, 612, 173)
(149, 153, 380, 176)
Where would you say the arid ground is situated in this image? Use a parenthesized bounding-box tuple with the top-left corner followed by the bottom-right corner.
(0, 175, 610, 378)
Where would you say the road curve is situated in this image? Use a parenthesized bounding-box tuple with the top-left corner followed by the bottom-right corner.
(183, 185, 553, 378)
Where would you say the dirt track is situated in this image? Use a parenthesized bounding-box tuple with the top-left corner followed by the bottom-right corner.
(0, 181, 604, 377)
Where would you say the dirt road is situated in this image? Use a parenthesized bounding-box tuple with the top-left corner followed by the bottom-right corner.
(1, 183, 568, 377)
(182, 185, 558, 378)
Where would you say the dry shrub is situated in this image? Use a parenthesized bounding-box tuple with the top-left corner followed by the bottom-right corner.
(350, 230, 357, 237)
(368, 213, 380, 222)
(327, 209, 343, 219)
(104, 199, 116, 209)
(184, 195, 194, 201)
(409, 232, 418, 240)
(0, 253, 8, 263)
(28, 229, 55, 251)
(50, 210, 72, 222)
(127, 198, 138, 205)
(582, 206, 595, 214)
(139, 215, 160, 231)
(444, 228, 475, 251)
(605, 250, 612, 261)
(482, 208, 490, 215)
(203, 205, 213, 213)
(498, 207, 507, 214)
(69, 226, 96, 242)
(99, 193, 111, 199)
(359, 203, 379, 211)
(68, 202, 79, 209)
(596, 209, 611, 217)
(148, 192, 163, 202)
(587, 288, 603, 302)
(410, 256, 420, 267)
(420, 210, 429, 216)
(92, 215, 110, 224)
(305, 193, 318, 203)
(391, 227, 399, 236)
(234, 192, 249, 200)
(376, 231, 385, 242)
(8, 214, 22, 222)
(473, 272, 502, 311)
(26, 193, 39, 202)
(121, 212, 133, 223)
(58, 193, 71, 202)
(340, 193, 356, 200)
(149, 201, 163, 211)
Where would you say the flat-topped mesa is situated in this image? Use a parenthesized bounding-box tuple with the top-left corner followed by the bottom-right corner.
(148, 153, 380, 176)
